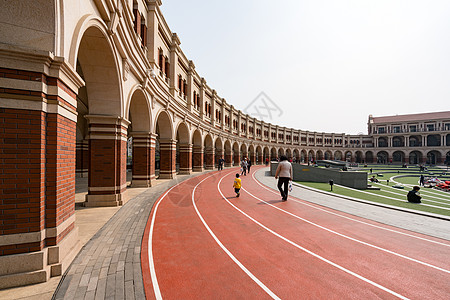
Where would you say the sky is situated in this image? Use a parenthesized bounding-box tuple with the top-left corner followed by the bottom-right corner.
(160, 0, 450, 135)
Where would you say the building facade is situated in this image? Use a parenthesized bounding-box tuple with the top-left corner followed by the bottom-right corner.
(0, 0, 449, 288)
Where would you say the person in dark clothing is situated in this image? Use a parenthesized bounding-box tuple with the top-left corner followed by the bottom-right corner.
(247, 160, 252, 174)
(407, 186, 422, 203)
(419, 175, 424, 186)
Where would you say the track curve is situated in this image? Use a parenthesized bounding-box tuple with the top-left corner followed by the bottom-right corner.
(142, 166, 450, 299)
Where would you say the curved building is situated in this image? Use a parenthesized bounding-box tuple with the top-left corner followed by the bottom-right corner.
(0, 0, 449, 288)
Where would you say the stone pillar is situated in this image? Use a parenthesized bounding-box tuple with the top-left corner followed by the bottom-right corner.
(159, 139, 177, 179)
(178, 143, 192, 174)
(76, 139, 89, 178)
(205, 148, 215, 170)
(215, 149, 224, 168)
(85, 115, 129, 207)
(131, 132, 156, 187)
(250, 153, 256, 165)
(192, 145, 203, 172)
(225, 151, 233, 167)
(0, 66, 81, 288)
(233, 151, 240, 166)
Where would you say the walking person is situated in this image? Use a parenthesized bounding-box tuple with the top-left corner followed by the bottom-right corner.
(247, 159, 252, 174)
(275, 155, 293, 201)
(218, 157, 224, 171)
(419, 174, 424, 186)
(241, 158, 247, 176)
(233, 173, 241, 197)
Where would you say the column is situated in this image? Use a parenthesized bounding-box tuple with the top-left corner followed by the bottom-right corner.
(204, 148, 215, 170)
(131, 132, 156, 187)
(85, 115, 130, 207)
(159, 139, 177, 179)
(233, 151, 240, 165)
(178, 143, 192, 174)
(250, 153, 256, 165)
(192, 145, 203, 172)
(225, 150, 232, 167)
(215, 149, 224, 168)
(76, 139, 89, 178)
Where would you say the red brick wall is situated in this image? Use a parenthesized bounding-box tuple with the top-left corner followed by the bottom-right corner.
(179, 149, 192, 170)
(193, 151, 203, 169)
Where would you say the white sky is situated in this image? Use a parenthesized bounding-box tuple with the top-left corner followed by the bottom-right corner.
(160, 0, 450, 135)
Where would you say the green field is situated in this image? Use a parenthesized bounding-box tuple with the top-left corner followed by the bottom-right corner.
(296, 180, 450, 217)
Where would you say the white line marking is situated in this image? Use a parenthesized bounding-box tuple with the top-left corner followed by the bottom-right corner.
(193, 173, 281, 300)
(251, 170, 450, 248)
(241, 188, 450, 274)
(148, 183, 184, 300)
(217, 173, 409, 300)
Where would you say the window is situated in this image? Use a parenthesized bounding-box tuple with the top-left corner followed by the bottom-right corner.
(426, 124, 435, 131)
(409, 125, 417, 132)
(445, 123, 450, 130)
(393, 126, 401, 133)
(378, 127, 386, 134)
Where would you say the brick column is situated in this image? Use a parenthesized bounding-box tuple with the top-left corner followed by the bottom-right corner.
(85, 115, 130, 207)
(178, 143, 192, 174)
(204, 148, 215, 170)
(233, 151, 240, 166)
(159, 139, 177, 179)
(131, 132, 156, 187)
(192, 146, 203, 172)
(76, 140, 88, 178)
(0, 66, 82, 288)
(216, 149, 224, 168)
(250, 153, 256, 165)
(225, 151, 232, 167)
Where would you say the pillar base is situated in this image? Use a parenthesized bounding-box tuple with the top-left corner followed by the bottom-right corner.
(158, 171, 176, 179)
(131, 176, 156, 188)
(192, 167, 203, 172)
(85, 194, 124, 207)
(204, 165, 214, 170)
(0, 227, 80, 289)
(178, 168, 192, 175)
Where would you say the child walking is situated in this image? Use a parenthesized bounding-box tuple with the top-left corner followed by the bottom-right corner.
(233, 173, 241, 197)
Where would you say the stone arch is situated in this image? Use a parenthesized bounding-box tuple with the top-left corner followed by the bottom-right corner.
(155, 111, 175, 178)
(334, 150, 343, 161)
(427, 150, 441, 165)
(278, 148, 284, 158)
(308, 150, 315, 162)
(214, 137, 224, 167)
(427, 134, 441, 147)
(445, 151, 450, 165)
(409, 135, 421, 147)
(293, 149, 300, 162)
(365, 151, 374, 163)
(127, 88, 153, 187)
(446, 134, 450, 147)
(248, 144, 255, 164)
(224, 140, 232, 167)
(301, 150, 307, 163)
(204, 134, 214, 169)
(263, 146, 270, 164)
(392, 136, 404, 147)
(192, 130, 203, 171)
(355, 151, 363, 163)
(392, 150, 405, 164)
(377, 151, 389, 164)
(316, 150, 323, 161)
(408, 150, 422, 165)
(378, 137, 388, 147)
(240, 143, 248, 160)
(176, 122, 191, 174)
(324, 150, 332, 160)
(76, 24, 126, 206)
(344, 151, 352, 162)
(270, 147, 277, 160)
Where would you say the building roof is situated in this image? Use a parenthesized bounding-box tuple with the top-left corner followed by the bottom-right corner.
(371, 111, 450, 124)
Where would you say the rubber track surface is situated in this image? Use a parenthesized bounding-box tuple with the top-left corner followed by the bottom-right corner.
(142, 166, 450, 299)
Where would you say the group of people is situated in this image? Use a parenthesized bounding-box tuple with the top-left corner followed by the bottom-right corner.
(240, 157, 252, 176)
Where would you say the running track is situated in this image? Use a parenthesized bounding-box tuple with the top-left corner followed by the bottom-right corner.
(141, 166, 450, 299)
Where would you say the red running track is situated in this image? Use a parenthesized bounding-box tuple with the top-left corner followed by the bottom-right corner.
(141, 166, 450, 299)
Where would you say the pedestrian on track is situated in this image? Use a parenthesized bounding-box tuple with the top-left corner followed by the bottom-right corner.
(275, 155, 293, 201)
(247, 159, 252, 174)
(233, 173, 241, 197)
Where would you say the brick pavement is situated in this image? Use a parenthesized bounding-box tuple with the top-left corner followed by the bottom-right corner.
(53, 172, 207, 300)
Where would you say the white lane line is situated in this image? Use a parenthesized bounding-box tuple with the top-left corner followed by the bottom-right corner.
(193, 173, 281, 300)
(217, 174, 409, 300)
(148, 182, 185, 300)
(251, 170, 450, 248)
(241, 187, 450, 274)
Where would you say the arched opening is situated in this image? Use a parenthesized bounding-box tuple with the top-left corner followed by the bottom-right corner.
(214, 138, 223, 168)
(192, 130, 203, 172)
(324, 150, 332, 160)
(204, 134, 214, 170)
(446, 134, 450, 146)
(392, 151, 405, 164)
(345, 151, 352, 162)
(293, 149, 300, 162)
(334, 151, 343, 161)
(378, 137, 388, 147)
(270, 148, 277, 160)
(155, 111, 174, 179)
(76, 26, 125, 206)
(355, 151, 363, 163)
(392, 137, 404, 147)
(377, 151, 389, 164)
(286, 149, 292, 160)
(176, 122, 191, 174)
(301, 150, 307, 163)
(224, 140, 232, 167)
(308, 150, 315, 163)
(127, 89, 152, 187)
(445, 151, 450, 166)
(409, 151, 422, 165)
(316, 150, 323, 161)
(263, 146, 270, 164)
(409, 135, 422, 147)
(248, 144, 255, 164)
(256, 146, 263, 164)
(240, 144, 248, 161)
(278, 148, 284, 158)
(233, 142, 240, 165)
(427, 151, 441, 165)
(365, 151, 374, 163)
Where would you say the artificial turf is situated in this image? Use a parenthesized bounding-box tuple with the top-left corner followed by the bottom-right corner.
(296, 181, 450, 217)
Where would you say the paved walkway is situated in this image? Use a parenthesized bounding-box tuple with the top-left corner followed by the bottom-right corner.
(255, 168, 450, 241)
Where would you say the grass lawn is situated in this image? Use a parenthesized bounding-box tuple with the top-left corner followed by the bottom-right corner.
(296, 181, 450, 217)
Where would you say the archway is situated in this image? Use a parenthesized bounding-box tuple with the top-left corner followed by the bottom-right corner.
(293, 149, 300, 162)
(316, 150, 323, 161)
(263, 146, 270, 164)
(301, 150, 307, 163)
(409, 151, 422, 165)
(377, 151, 388, 164)
(427, 150, 441, 165)
(240, 143, 248, 161)
(392, 151, 405, 164)
(224, 140, 232, 167)
(392, 137, 404, 147)
(248, 144, 255, 164)
(176, 122, 191, 174)
(308, 150, 315, 163)
(204, 134, 214, 169)
(324, 150, 332, 160)
(233, 142, 240, 166)
(378, 137, 388, 147)
(155, 111, 175, 178)
(409, 135, 421, 147)
(192, 130, 203, 171)
(278, 148, 285, 158)
(76, 26, 125, 206)
(286, 149, 292, 160)
(128, 88, 153, 187)
(270, 148, 277, 160)
(256, 145, 263, 165)
(365, 151, 374, 163)
(334, 151, 343, 161)
(355, 151, 363, 163)
(345, 151, 352, 162)
(214, 138, 223, 168)
(427, 135, 441, 147)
